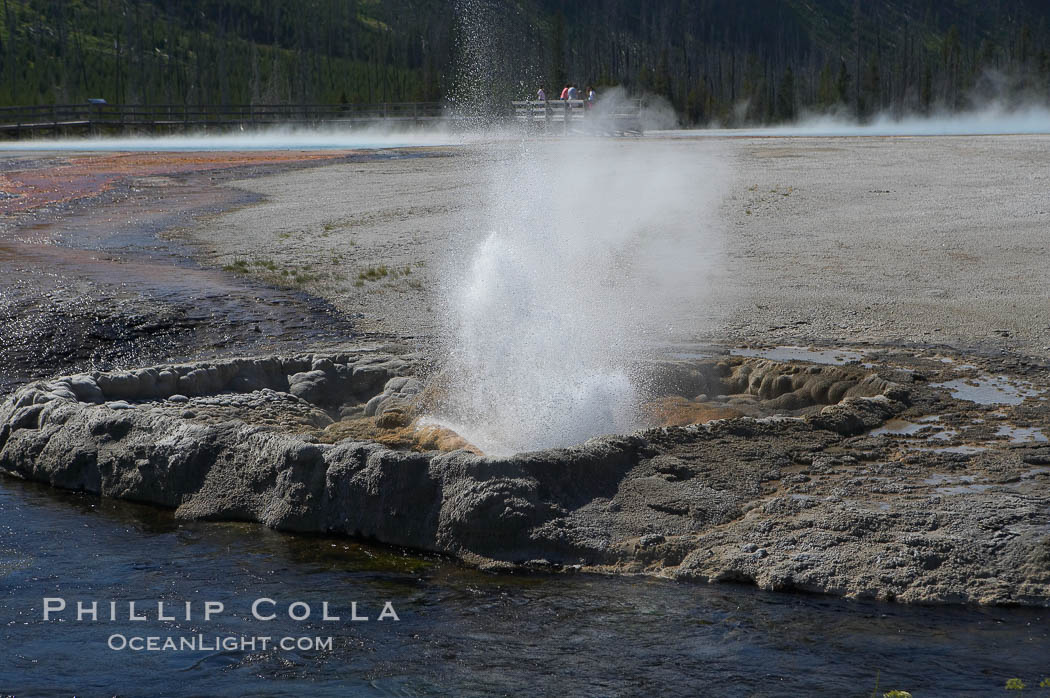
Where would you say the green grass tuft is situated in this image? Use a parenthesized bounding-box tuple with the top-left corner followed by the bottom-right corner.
(357, 264, 389, 281)
(222, 258, 251, 273)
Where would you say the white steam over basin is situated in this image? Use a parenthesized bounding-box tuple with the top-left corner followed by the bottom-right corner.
(0, 127, 462, 152)
(659, 104, 1050, 138)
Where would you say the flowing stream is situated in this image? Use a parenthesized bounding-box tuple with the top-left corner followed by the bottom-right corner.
(2, 477, 1045, 695)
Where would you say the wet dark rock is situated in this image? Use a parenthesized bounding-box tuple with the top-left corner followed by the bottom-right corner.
(807, 396, 902, 435)
(1, 351, 1048, 607)
(1023, 450, 1050, 465)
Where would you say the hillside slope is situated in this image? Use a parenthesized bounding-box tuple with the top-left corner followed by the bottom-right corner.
(1, 0, 1047, 124)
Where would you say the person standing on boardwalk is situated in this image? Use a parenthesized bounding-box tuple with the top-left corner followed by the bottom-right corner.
(537, 87, 546, 101)
(559, 84, 569, 100)
(567, 84, 578, 100)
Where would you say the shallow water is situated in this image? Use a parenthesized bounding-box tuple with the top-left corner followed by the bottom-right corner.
(931, 376, 1043, 406)
(1, 477, 1047, 695)
(870, 419, 934, 436)
(730, 346, 865, 366)
(0, 171, 358, 392)
(912, 445, 989, 455)
(996, 425, 1049, 443)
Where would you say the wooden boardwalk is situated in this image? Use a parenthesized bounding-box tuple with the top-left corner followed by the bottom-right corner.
(511, 99, 643, 134)
(0, 102, 447, 138)
(0, 100, 644, 139)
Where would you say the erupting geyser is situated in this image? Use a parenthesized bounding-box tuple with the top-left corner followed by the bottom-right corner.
(429, 139, 725, 456)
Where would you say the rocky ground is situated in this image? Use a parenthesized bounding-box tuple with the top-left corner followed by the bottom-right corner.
(0, 149, 415, 392)
(1, 348, 1047, 605)
(1, 134, 1048, 606)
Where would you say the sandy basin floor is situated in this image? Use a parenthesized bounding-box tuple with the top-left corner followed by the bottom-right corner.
(2, 134, 1049, 610)
(3, 134, 1047, 381)
(186, 134, 1050, 358)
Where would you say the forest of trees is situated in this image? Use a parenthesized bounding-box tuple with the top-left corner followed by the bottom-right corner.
(546, 0, 1050, 124)
(0, 0, 455, 105)
(1, 0, 1049, 125)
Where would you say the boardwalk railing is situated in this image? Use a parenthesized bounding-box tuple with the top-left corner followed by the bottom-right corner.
(511, 98, 643, 133)
(0, 102, 448, 137)
(512, 99, 587, 127)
